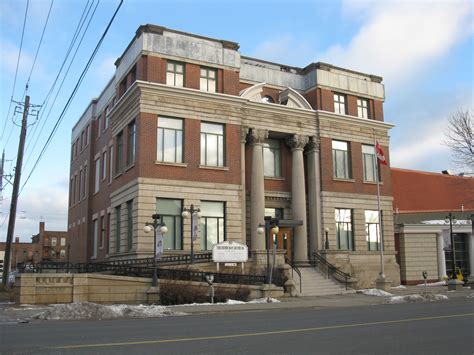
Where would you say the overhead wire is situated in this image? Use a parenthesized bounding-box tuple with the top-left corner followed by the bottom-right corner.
(20, 0, 123, 195)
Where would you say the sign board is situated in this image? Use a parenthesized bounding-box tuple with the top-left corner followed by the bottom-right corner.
(212, 241, 248, 263)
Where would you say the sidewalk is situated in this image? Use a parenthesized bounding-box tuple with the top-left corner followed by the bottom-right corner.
(0, 285, 472, 322)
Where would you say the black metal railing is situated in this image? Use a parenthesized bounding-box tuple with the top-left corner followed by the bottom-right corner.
(102, 253, 213, 268)
(311, 252, 351, 290)
(285, 256, 301, 293)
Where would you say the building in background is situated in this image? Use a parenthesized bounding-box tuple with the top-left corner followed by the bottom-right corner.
(393, 168, 474, 284)
(67, 24, 399, 287)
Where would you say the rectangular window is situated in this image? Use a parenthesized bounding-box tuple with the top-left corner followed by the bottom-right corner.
(86, 125, 90, 145)
(92, 219, 98, 258)
(116, 132, 123, 173)
(200, 122, 224, 167)
(362, 144, 377, 182)
(264, 208, 284, 219)
(334, 93, 346, 115)
(94, 157, 100, 193)
(156, 198, 183, 250)
(60, 249, 66, 258)
(332, 140, 351, 179)
(105, 106, 110, 129)
(102, 151, 107, 180)
(166, 61, 184, 87)
(157, 117, 183, 163)
(109, 146, 113, 183)
(335, 208, 354, 250)
(365, 210, 381, 251)
(51, 238, 57, 247)
(83, 165, 87, 198)
(79, 168, 83, 199)
(263, 139, 282, 177)
(107, 213, 111, 253)
(61, 238, 66, 246)
(200, 201, 225, 251)
(357, 98, 369, 119)
(127, 120, 136, 165)
(200, 67, 217, 92)
(97, 115, 102, 138)
(115, 206, 121, 253)
(127, 200, 133, 251)
(100, 215, 105, 249)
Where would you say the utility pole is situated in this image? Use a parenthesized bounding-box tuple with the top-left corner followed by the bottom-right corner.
(1, 95, 29, 287)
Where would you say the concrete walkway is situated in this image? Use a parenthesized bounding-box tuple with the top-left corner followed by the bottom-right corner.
(0, 285, 472, 322)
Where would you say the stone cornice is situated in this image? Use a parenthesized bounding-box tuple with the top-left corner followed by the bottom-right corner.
(317, 110, 395, 130)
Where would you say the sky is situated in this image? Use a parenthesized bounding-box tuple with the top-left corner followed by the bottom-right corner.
(0, 0, 473, 241)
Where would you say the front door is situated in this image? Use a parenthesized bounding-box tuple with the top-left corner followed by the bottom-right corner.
(269, 227, 293, 262)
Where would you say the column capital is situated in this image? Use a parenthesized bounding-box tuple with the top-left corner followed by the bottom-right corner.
(240, 127, 249, 143)
(305, 136, 320, 153)
(286, 134, 309, 151)
(248, 128, 268, 145)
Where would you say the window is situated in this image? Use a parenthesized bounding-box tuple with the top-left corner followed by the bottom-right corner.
(332, 140, 351, 179)
(83, 165, 87, 198)
(116, 132, 123, 173)
(102, 151, 107, 180)
(262, 95, 274, 103)
(51, 250, 56, 258)
(334, 93, 346, 115)
(127, 200, 133, 251)
(362, 145, 377, 182)
(107, 213, 111, 253)
(200, 67, 216, 92)
(61, 238, 66, 246)
(365, 210, 380, 251)
(52, 238, 57, 247)
(109, 145, 113, 183)
(335, 209, 354, 250)
(92, 219, 98, 258)
(157, 117, 183, 163)
(264, 208, 284, 219)
(357, 98, 369, 119)
(100, 216, 105, 249)
(263, 139, 281, 177)
(105, 106, 110, 129)
(200, 122, 224, 167)
(200, 201, 225, 250)
(115, 206, 121, 253)
(97, 115, 102, 137)
(166, 61, 184, 87)
(79, 168, 83, 199)
(86, 125, 90, 145)
(94, 157, 100, 193)
(156, 198, 183, 250)
(60, 249, 66, 258)
(127, 120, 136, 165)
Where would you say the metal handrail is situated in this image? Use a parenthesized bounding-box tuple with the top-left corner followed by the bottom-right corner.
(285, 256, 302, 293)
(311, 252, 351, 290)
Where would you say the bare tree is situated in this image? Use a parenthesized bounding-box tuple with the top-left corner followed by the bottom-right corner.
(444, 109, 474, 171)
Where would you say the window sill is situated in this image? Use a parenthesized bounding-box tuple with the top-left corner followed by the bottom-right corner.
(363, 180, 384, 185)
(124, 163, 135, 172)
(264, 176, 285, 181)
(332, 178, 355, 183)
(199, 165, 229, 171)
(154, 161, 187, 168)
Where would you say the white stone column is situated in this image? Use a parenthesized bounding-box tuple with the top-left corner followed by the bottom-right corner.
(287, 134, 309, 265)
(250, 128, 268, 251)
(240, 127, 249, 244)
(306, 136, 322, 255)
(436, 232, 447, 279)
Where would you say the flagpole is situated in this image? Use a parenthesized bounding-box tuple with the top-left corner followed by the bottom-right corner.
(373, 129, 385, 280)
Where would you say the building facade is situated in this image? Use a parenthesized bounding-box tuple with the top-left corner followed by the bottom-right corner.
(392, 168, 474, 284)
(68, 24, 400, 287)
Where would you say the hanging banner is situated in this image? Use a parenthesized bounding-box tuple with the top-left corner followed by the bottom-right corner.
(156, 229, 163, 260)
(192, 215, 199, 241)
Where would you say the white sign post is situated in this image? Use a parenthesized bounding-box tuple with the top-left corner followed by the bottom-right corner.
(212, 241, 248, 274)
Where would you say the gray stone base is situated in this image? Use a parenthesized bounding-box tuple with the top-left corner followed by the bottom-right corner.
(375, 276, 392, 291)
(146, 286, 160, 304)
(447, 279, 464, 291)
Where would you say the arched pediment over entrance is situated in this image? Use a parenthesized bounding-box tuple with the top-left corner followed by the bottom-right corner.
(239, 82, 266, 102)
(279, 87, 313, 110)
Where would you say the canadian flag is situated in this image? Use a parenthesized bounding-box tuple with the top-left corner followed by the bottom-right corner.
(376, 141, 388, 165)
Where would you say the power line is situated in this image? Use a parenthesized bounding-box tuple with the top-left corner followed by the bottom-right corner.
(23, 0, 96, 166)
(0, 0, 30, 145)
(20, 0, 123, 194)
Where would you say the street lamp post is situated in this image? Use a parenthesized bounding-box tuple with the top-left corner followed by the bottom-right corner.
(324, 227, 329, 249)
(144, 214, 168, 287)
(445, 212, 457, 279)
(182, 204, 201, 264)
(257, 216, 279, 284)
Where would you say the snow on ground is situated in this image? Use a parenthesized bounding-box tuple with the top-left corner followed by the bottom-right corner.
(421, 219, 470, 225)
(386, 294, 448, 304)
(174, 298, 280, 306)
(391, 285, 406, 289)
(416, 280, 447, 287)
(32, 302, 187, 320)
(357, 289, 393, 297)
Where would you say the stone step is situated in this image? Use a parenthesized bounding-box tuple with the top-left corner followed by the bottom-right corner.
(293, 266, 352, 296)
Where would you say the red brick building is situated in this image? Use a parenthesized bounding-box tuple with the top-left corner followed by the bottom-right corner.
(68, 24, 399, 287)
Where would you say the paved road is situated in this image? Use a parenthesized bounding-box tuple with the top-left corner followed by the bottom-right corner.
(1, 298, 473, 354)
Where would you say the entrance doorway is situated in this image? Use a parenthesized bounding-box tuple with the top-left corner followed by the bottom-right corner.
(269, 227, 293, 262)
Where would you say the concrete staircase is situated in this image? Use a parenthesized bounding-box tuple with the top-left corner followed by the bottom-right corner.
(295, 267, 352, 296)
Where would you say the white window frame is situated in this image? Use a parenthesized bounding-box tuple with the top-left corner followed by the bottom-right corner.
(357, 98, 369, 119)
(362, 144, 377, 182)
(332, 140, 351, 179)
(166, 61, 184, 87)
(200, 67, 217, 92)
(94, 157, 100, 193)
(200, 122, 224, 167)
(334, 93, 346, 115)
(157, 117, 183, 163)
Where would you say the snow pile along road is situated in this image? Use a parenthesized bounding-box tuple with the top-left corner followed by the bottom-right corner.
(357, 289, 393, 297)
(174, 298, 281, 306)
(33, 302, 187, 320)
(386, 294, 448, 304)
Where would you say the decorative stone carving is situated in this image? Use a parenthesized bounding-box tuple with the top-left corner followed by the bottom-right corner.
(306, 136, 320, 153)
(239, 82, 266, 102)
(240, 127, 249, 143)
(286, 134, 309, 151)
(279, 88, 313, 110)
(248, 128, 269, 145)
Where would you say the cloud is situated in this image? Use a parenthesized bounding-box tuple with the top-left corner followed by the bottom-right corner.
(320, 0, 473, 86)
